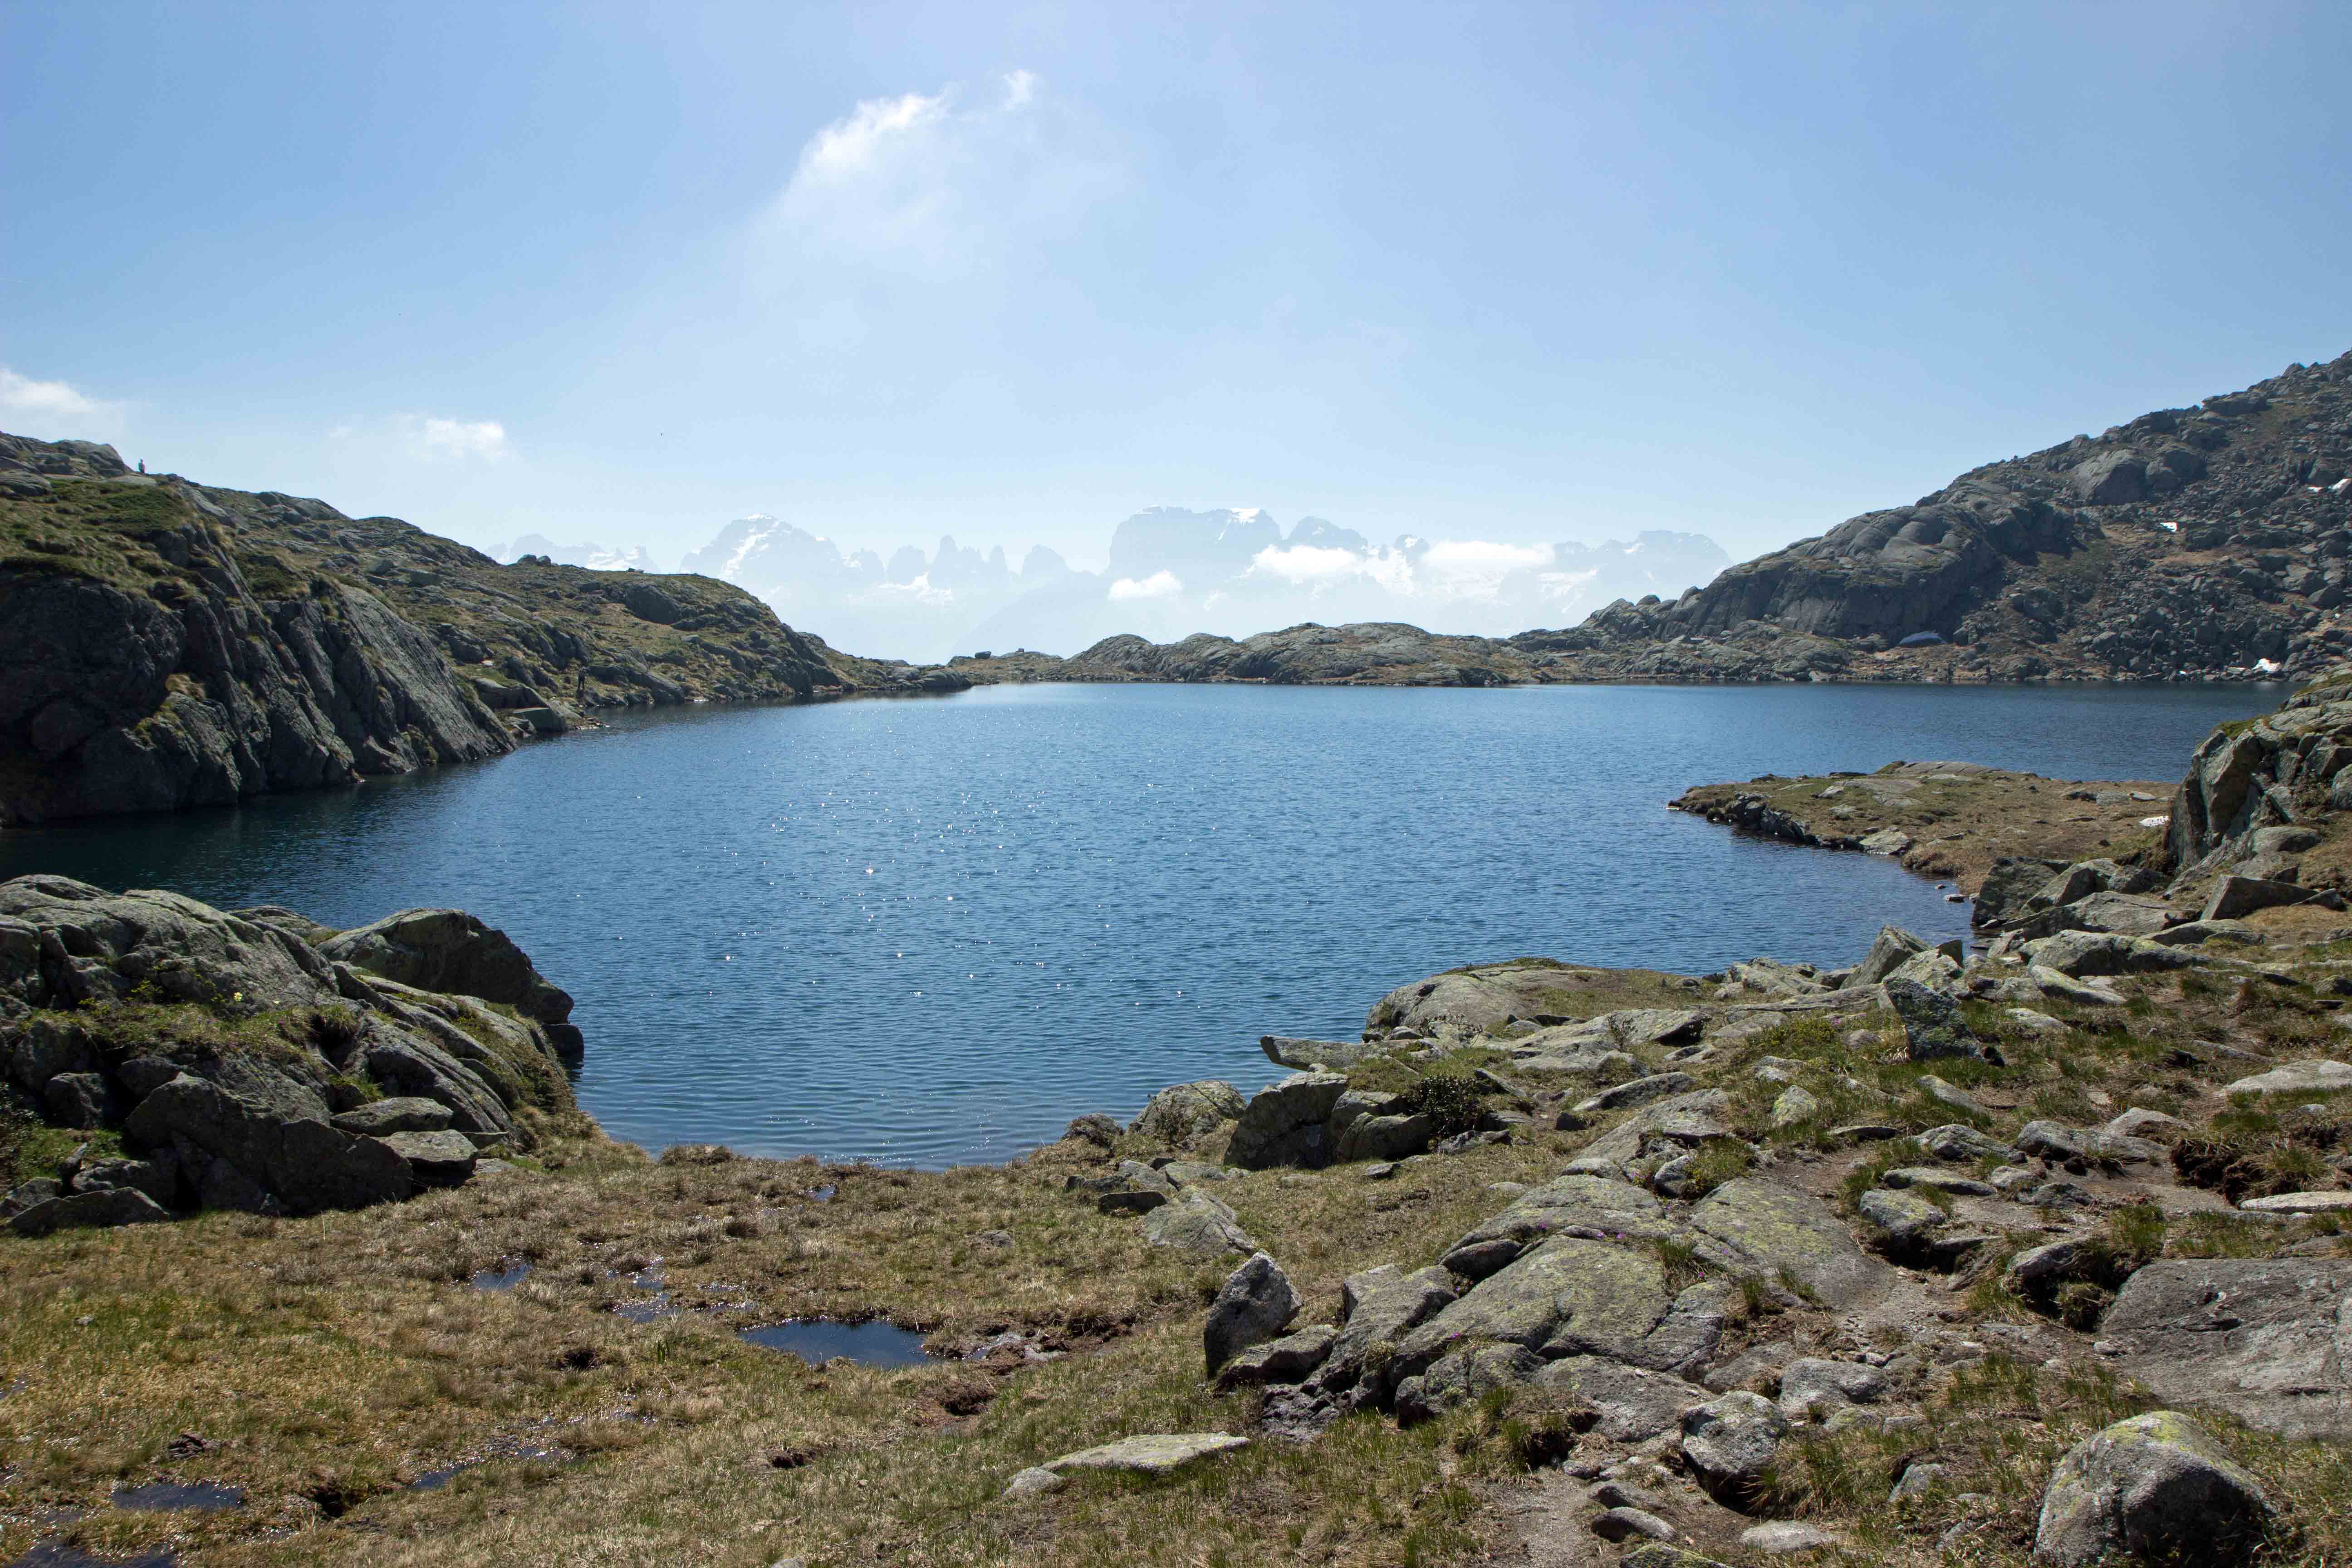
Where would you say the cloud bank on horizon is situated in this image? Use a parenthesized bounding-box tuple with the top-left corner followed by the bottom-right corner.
(502, 507, 1731, 664)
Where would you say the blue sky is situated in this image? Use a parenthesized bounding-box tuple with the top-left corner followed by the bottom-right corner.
(4, 1, 2348, 572)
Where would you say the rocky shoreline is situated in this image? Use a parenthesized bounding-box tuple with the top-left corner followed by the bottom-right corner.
(6, 676, 2352, 1564)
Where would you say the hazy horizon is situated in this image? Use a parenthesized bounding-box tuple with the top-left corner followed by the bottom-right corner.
(491, 504, 1732, 663)
(6, 3, 2349, 593)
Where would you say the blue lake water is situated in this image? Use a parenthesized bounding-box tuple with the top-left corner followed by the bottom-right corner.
(0, 681, 2271, 1166)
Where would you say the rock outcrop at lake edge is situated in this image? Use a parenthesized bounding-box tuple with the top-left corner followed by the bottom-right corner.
(1, 875, 585, 1232)
(0, 431, 967, 823)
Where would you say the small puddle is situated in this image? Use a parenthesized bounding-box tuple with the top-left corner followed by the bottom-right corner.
(738, 1319, 933, 1367)
(409, 1446, 558, 1491)
(6, 1543, 178, 1568)
(109, 1481, 244, 1512)
(808, 1185, 836, 1202)
(470, 1261, 532, 1291)
(612, 1296, 675, 1324)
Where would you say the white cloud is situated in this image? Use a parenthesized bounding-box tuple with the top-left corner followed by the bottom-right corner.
(333, 414, 511, 462)
(416, 417, 509, 461)
(0, 366, 126, 442)
(763, 70, 1112, 281)
(1108, 569, 1184, 601)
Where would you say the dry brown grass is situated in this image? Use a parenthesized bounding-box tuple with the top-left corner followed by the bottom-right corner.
(0, 1120, 1592, 1566)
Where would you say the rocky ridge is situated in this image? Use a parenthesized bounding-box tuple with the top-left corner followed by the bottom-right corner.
(0, 431, 965, 823)
(953, 349, 2352, 691)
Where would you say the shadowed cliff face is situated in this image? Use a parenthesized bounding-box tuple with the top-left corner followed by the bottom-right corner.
(0, 433, 965, 824)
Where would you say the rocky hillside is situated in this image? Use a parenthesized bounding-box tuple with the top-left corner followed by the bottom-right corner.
(1529, 347, 2352, 683)
(0, 431, 965, 823)
(963, 349, 2352, 689)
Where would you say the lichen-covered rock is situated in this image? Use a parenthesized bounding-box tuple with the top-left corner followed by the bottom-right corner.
(2033, 1411, 2269, 1567)
(1393, 1342, 1543, 1424)
(1140, 1188, 1257, 1255)
(1211, 1323, 1334, 1391)
(1437, 1174, 1666, 1277)
(1534, 1355, 1709, 1441)
(1393, 1235, 1675, 1382)
(1040, 1432, 1248, 1475)
(1687, 1177, 1891, 1309)
(0, 877, 340, 1014)
(1886, 977, 1991, 1062)
(1776, 1358, 1887, 1422)
(330, 1096, 456, 1136)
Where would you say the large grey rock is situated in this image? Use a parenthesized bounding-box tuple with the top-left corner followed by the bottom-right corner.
(1858, 1187, 1945, 1248)
(1203, 1252, 1300, 1374)
(1363, 961, 1608, 1037)
(320, 908, 574, 1031)
(42, 1071, 114, 1128)
(1334, 1110, 1438, 1162)
(379, 1128, 478, 1186)
(351, 987, 524, 1136)
(2097, 1260, 2352, 1439)
(124, 1072, 412, 1215)
(1259, 1036, 1381, 1070)
(1131, 1080, 1247, 1142)
(1975, 857, 2069, 928)
(1140, 1188, 1256, 1254)
(1211, 1323, 1334, 1391)
(1534, 1355, 1710, 1441)
(330, 1096, 455, 1136)
(1886, 978, 1990, 1062)
(1313, 1263, 1457, 1397)
(1577, 1073, 1697, 1113)
(1392, 1235, 1676, 1381)
(1438, 1173, 1666, 1277)
(1843, 925, 1926, 989)
(1777, 1358, 1887, 1421)
(2222, 1058, 2352, 1096)
(1918, 1123, 2013, 1162)
(2024, 931, 2189, 978)
(2202, 874, 2318, 923)
(1680, 1390, 1788, 1504)
(2034, 1411, 2270, 1567)
(1225, 1070, 1349, 1169)
(1688, 1177, 1891, 1309)
(70, 1152, 179, 1208)
(8, 1186, 172, 1238)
